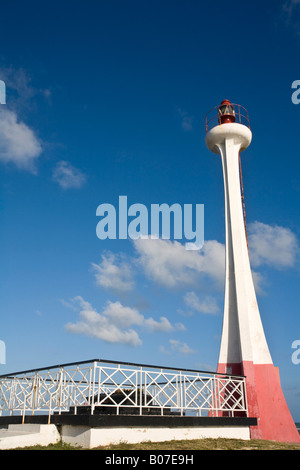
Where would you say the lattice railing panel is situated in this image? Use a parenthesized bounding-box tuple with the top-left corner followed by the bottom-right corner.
(0, 360, 248, 419)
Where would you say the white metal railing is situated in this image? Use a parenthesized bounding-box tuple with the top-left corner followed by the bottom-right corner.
(0, 359, 248, 422)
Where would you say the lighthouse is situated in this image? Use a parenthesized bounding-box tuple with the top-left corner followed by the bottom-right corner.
(205, 100, 300, 443)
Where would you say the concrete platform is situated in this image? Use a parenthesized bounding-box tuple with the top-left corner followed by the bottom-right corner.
(0, 424, 60, 449)
(61, 422, 252, 448)
(0, 415, 257, 449)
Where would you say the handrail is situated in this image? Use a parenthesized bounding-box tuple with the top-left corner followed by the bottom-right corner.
(205, 103, 250, 133)
(0, 358, 246, 379)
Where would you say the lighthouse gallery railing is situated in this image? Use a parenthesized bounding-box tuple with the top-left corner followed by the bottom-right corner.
(205, 103, 250, 133)
(0, 359, 248, 421)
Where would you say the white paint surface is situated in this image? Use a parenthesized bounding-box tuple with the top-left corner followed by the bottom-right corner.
(0, 422, 251, 449)
(61, 424, 250, 448)
(205, 123, 273, 365)
(0, 424, 60, 449)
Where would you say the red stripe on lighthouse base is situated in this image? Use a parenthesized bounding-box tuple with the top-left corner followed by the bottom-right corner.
(217, 361, 300, 443)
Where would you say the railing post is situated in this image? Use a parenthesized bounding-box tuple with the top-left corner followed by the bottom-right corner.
(8, 377, 16, 415)
(214, 374, 218, 417)
(22, 385, 26, 424)
(58, 367, 64, 415)
(91, 361, 97, 415)
(243, 377, 248, 416)
(139, 366, 143, 416)
(32, 373, 38, 416)
(179, 371, 183, 416)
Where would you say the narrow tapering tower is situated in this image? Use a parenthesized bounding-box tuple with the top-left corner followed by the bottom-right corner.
(205, 100, 300, 443)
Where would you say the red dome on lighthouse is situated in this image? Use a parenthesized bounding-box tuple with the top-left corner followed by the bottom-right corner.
(218, 99, 236, 124)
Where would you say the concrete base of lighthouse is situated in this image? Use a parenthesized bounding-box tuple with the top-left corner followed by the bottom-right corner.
(217, 362, 300, 443)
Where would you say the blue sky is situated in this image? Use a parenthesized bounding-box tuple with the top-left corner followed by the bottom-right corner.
(0, 1, 300, 420)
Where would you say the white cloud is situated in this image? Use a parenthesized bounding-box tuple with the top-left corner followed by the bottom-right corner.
(176, 107, 194, 132)
(160, 339, 196, 355)
(65, 297, 142, 346)
(0, 67, 50, 173)
(144, 316, 185, 332)
(102, 300, 144, 329)
(0, 66, 50, 111)
(65, 221, 299, 349)
(169, 339, 195, 355)
(248, 221, 299, 269)
(281, 1, 300, 39)
(92, 252, 135, 293)
(0, 108, 42, 172)
(184, 291, 219, 315)
(53, 160, 86, 189)
(251, 270, 267, 296)
(64, 296, 185, 346)
(132, 223, 298, 297)
(282, 0, 300, 21)
(133, 238, 225, 289)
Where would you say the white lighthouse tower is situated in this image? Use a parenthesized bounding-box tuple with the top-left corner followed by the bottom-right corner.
(205, 100, 300, 443)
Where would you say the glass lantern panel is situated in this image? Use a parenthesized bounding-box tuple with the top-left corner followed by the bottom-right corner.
(219, 104, 235, 115)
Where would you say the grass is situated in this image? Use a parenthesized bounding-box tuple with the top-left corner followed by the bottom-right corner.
(99, 438, 300, 451)
(12, 438, 300, 451)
